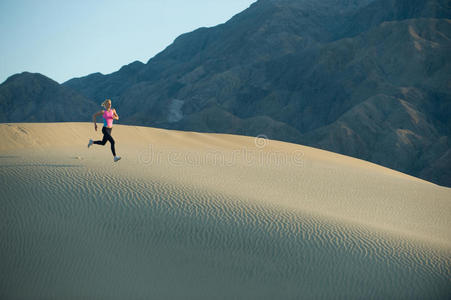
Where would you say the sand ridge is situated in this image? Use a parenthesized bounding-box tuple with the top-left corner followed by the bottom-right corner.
(0, 122, 450, 299)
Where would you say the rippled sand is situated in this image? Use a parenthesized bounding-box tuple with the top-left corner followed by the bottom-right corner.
(0, 122, 450, 299)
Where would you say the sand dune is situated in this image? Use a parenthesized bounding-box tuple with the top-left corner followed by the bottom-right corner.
(0, 122, 450, 299)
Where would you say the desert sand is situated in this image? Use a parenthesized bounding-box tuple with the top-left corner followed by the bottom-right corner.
(0, 122, 450, 299)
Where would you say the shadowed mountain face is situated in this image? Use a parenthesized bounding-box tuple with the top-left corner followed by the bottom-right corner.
(0, 73, 98, 122)
(1, 0, 451, 186)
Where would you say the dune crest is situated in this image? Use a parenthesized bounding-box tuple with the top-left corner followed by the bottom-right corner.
(1, 122, 450, 299)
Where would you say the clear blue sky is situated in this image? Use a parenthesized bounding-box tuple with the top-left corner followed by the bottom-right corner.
(0, 0, 256, 84)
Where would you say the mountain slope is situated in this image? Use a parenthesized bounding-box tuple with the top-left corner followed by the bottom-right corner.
(297, 17, 451, 185)
(0, 72, 98, 122)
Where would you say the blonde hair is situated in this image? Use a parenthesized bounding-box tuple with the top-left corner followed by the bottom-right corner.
(101, 99, 112, 108)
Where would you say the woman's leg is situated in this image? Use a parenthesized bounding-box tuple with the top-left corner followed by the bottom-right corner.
(108, 134, 116, 157)
(93, 127, 116, 156)
(104, 128, 116, 157)
(93, 127, 108, 145)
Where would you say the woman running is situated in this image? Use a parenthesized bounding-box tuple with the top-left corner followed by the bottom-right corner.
(88, 99, 121, 162)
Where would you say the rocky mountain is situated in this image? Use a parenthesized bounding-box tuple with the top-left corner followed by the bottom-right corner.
(0, 72, 98, 122)
(1, 0, 450, 186)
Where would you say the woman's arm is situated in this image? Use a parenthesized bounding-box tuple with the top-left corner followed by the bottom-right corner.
(92, 110, 103, 131)
(113, 109, 119, 120)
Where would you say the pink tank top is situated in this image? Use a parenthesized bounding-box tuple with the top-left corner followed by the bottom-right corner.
(103, 109, 114, 127)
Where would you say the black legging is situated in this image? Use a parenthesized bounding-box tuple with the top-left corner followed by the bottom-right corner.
(94, 127, 116, 156)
